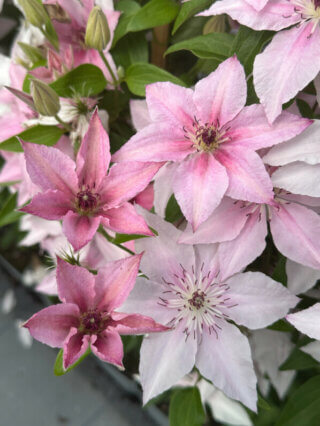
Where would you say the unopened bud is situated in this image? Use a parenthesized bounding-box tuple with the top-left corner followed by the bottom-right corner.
(85, 6, 110, 51)
(203, 16, 226, 35)
(31, 79, 60, 117)
(19, 0, 49, 28)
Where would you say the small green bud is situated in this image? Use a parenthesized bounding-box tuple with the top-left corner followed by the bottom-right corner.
(85, 6, 110, 51)
(19, 0, 49, 28)
(31, 79, 60, 117)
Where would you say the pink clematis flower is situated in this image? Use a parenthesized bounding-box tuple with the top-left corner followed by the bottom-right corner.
(24, 255, 168, 370)
(121, 209, 298, 410)
(113, 56, 310, 230)
(287, 303, 320, 343)
(20, 110, 163, 251)
(200, 0, 320, 123)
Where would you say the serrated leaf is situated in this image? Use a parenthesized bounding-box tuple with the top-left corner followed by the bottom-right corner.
(276, 375, 320, 426)
(280, 348, 319, 371)
(172, 0, 213, 35)
(54, 347, 91, 376)
(50, 64, 107, 98)
(166, 32, 234, 59)
(125, 63, 186, 97)
(0, 125, 64, 152)
(169, 387, 206, 426)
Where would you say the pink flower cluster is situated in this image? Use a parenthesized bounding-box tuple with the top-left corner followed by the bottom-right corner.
(2, 0, 320, 416)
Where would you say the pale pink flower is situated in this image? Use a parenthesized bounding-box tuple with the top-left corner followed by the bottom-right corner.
(21, 110, 162, 251)
(24, 255, 167, 370)
(287, 303, 320, 342)
(113, 57, 310, 230)
(286, 259, 320, 295)
(121, 209, 298, 410)
(200, 0, 320, 122)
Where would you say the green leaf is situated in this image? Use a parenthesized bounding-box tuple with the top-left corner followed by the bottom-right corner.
(276, 375, 320, 426)
(113, 233, 146, 244)
(258, 395, 271, 411)
(0, 125, 65, 152)
(0, 192, 24, 227)
(268, 319, 294, 332)
(169, 387, 206, 426)
(125, 63, 186, 97)
(230, 25, 274, 74)
(280, 348, 319, 371)
(166, 32, 235, 59)
(50, 64, 107, 98)
(296, 98, 314, 119)
(272, 255, 287, 286)
(172, 0, 213, 35)
(54, 347, 91, 376)
(112, 32, 148, 70)
(165, 194, 183, 223)
(113, 0, 141, 46)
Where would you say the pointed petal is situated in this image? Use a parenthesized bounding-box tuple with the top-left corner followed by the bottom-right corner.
(301, 341, 320, 363)
(76, 109, 110, 189)
(228, 104, 311, 150)
(287, 303, 320, 340)
(23, 303, 80, 348)
(22, 142, 78, 195)
(270, 203, 320, 269)
(196, 321, 257, 412)
(217, 146, 274, 203)
(111, 312, 168, 335)
(130, 99, 151, 131)
(140, 326, 197, 404)
(133, 183, 154, 210)
(102, 202, 153, 236)
(56, 257, 95, 312)
(21, 189, 72, 220)
(218, 207, 268, 280)
(94, 254, 142, 311)
(112, 123, 194, 163)
(173, 153, 229, 230)
(263, 120, 320, 166)
(179, 197, 249, 244)
(286, 259, 320, 295)
(91, 329, 123, 367)
(194, 56, 246, 127)
(199, 0, 298, 31)
(153, 162, 177, 217)
(254, 24, 320, 123)
(246, 0, 269, 11)
(63, 328, 90, 370)
(225, 271, 298, 329)
(271, 162, 320, 197)
(62, 211, 101, 251)
(100, 161, 163, 208)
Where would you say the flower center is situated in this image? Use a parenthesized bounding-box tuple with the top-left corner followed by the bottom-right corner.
(184, 118, 230, 153)
(188, 290, 206, 309)
(76, 186, 100, 214)
(292, 0, 320, 26)
(79, 310, 110, 334)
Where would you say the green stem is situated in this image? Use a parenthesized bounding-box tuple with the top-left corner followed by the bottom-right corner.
(99, 50, 118, 87)
(54, 114, 72, 132)
(98, 227, 134, 256)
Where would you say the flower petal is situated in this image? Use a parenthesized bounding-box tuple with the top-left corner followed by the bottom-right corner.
(63, 328, 90, 370)
(111, 312, 168, 334)
(287, 304, 320, 340)
(62, 211, 101, 251)
(196, 321, 257, 412)
(153, 162, 177, 217)
(76, 109, 110, 189)
(56, 257, 95, 312)
(193, 56, 246, 127)
(21, 189, 72, 220)
(130, 99, 151, 131)
(91, 329, 123, 367)
(286, 259, 320, 295)
(94, 254, 142, 311)
(23, 303, 80, 348)
(254, 23, 320, 123)
(225, 271, 299, 329)
(173, 153, 229, 230)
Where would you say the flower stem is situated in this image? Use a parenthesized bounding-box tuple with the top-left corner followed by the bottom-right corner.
(99, 50, 118, 87)
(54, 114, 72, 132)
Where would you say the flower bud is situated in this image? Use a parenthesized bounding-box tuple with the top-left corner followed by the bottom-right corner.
(31, 79, 60, 117)
(85, 6, 110, 51)
(18, 0, 49, 28)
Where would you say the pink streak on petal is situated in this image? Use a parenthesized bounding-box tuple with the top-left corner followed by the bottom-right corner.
(63, 328, 90, 370)
(287, 304, 320, 340)
(94, 254, 142, 311)
(173, 153, 229, 230)
(20, 190, 72, 220)
(112, 123, 194, 163)
(196, 321, 257, 412)
(91, 329, 123, 367)
(23, 303, 80, 348)
(254, 23, 320, 123)
(146, 82, 195, 129)
(100, 161, 163, 208)
(225, 271, 298, 329)
(133, 183, 154, 210)
(228, 104, 312, 150)
(102, 202, 153, 236)
(76, 109, 110, 189)
(111, 312, 168, 335)
(22, 142, 78, 195)
(193, 56, 246, 127)
(270, 203, 320, 269)
(62, 211, 101, 251)
(217, 146, 274, 203)
(56, 257, 96, 312)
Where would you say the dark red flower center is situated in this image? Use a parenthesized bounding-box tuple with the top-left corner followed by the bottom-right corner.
(201, 128, 217, 147)
(79, 311, 110, 335)
(76, 188, 100, 213)
(315, 0, 320, 8)
(189, 290, 206, 310)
